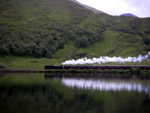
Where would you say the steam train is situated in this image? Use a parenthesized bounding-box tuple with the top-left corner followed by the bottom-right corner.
(45, 65, 150, 70)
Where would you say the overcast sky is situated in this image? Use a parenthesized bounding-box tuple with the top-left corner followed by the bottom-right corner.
(76, 0, 150, 18)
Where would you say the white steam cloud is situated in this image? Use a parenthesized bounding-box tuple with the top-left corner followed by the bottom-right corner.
(62, 52, 150, 65)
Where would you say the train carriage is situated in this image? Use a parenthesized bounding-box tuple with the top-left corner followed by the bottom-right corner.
(45, 65, 150, 70)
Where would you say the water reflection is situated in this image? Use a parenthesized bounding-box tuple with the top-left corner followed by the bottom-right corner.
(0, 73, 150, 113)
(62, 78, 150, 95)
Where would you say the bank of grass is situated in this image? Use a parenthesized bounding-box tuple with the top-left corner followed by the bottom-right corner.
(0, 55, 63, 69)
(0, 55, 150, 69)
(0, 67, 150, 78)
(0, 28, 149, 69)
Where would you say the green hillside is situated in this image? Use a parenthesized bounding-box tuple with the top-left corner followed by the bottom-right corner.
(0, 0, 150, 68)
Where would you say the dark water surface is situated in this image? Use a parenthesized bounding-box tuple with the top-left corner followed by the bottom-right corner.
(0, 73, 150, 113)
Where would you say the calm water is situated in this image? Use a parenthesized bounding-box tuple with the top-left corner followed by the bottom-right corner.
(0, 73, 150, 113)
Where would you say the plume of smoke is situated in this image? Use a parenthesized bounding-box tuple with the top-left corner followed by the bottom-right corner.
(62, 52, 150, 65)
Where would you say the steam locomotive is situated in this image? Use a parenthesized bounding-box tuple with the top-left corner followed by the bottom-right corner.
(45, 65, 150, 70)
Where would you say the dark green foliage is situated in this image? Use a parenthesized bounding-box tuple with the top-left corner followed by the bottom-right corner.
(73, 28, 103, 47)
(143, 37, 150, 45)
(0, 64, 5, 68)
(0, 25, 67, 57)
(0, 45, 10, 54)
(75, 37, 89, 48)
(0, 24, 104, 56)
(45, 51, 52, 58)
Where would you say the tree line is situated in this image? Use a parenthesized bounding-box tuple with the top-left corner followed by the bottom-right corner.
(0, 24, 104, 57)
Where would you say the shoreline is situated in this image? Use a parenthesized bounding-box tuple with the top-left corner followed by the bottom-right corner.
(0, 66, 150, 76)
(0, 66, 150, 74)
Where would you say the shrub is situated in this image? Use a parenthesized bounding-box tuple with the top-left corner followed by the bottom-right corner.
(75, 37, 89, 48)
(143, 37, 150, 45)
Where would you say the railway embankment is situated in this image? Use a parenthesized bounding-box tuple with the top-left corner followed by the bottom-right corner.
(0, 65, 150, 77)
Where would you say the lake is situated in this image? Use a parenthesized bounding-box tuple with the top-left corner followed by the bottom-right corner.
(0, 73, 150, 113)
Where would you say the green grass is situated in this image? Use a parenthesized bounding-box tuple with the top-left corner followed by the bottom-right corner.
(54, 29, 149, 59)
(79, 29, 118, 57)
(0, 55, 150, 69)
(0, 56, 63, 69)
(0, 0, 150, 68)
(0, 28, 149, 69)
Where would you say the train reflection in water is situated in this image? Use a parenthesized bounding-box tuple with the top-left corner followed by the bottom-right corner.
(62, 78, 150, 96)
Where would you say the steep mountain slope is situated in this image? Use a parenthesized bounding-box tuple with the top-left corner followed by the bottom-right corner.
(0, 0, 150, 68)
(0, 0, 94, 57)
(70, 0, 105, 13)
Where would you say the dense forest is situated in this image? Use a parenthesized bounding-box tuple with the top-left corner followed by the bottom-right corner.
(0, 25, 104, 57)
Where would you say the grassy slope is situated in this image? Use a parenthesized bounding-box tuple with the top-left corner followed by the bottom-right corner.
(0, 0, 150, 68)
